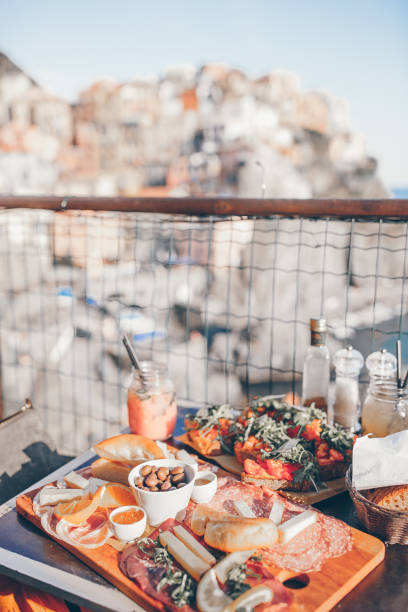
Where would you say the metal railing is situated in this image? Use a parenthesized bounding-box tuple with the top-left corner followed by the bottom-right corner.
(0, 196, 407, 454)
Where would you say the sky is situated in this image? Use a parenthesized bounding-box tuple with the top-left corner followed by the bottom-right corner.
(1, 0, 407, 188)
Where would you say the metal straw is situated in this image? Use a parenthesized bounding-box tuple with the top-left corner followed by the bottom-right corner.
(396, 339, 402, 389)
(122, 335, 147, 389)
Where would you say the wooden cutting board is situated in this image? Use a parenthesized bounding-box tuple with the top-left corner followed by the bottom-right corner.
(16, 488, 385, 612)
(175, 433, 347, 504)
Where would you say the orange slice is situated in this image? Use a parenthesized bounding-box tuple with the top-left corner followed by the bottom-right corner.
(95, 483, 136, 508)
(54, 493, 98, 525)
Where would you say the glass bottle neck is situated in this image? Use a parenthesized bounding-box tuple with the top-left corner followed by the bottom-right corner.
(311, 330, 326, 346)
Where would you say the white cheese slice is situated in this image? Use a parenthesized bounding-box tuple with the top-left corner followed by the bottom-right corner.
(278, 509, 317, 544)
(159, 531, 211, 581)
(269, 499, 285, 525)
(64, 471, 88, 489)
(173, 525, 216, 566)
(39, 487, 85, 507)
(233, 500, 256, 518)
(86, 477, 109, 494)
(176, 449, 198, 464)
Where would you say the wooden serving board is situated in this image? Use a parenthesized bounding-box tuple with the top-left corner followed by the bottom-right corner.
(16, 487, 385, 612)
(176, 433, 347, 505)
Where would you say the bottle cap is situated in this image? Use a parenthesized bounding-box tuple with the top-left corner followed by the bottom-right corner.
(366, 349, 397, 379)
(310, 318, 327, 333)
(333, 345, 364, 376)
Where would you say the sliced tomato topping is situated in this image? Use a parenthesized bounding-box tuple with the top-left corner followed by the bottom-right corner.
(189, 426, 218, 440)
(243, 459, 270, 479)
(302, 419, 322, 442)
(287, 425, 300, 438)
(243, 458, 299, 481)
(329, 448, 344, 461)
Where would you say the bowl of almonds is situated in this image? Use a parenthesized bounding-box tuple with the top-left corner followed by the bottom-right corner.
(128, 460, 196, 526)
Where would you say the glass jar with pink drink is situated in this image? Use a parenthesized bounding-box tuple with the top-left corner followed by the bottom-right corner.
(127, 361, 177, 440)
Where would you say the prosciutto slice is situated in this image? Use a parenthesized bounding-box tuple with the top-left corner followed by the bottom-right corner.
(33, 485, 112, 549)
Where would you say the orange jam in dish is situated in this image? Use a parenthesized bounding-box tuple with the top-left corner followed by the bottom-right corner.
(113, 509, 144, 524)
(195, 478, 211, 486)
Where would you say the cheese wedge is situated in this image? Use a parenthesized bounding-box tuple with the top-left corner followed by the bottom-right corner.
(269, 499, 285, 525)
(278, 509, 317, 544)
(173, 525, 216, 566)
(39, 487, 85, 507)
(64, 471, 88, 489)
(233, 500, 256, 518)
(159, 531, 211, 581)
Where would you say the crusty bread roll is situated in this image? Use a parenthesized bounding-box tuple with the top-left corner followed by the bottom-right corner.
(370, 485, 408, 511)
(93, 434, 165, 465)
(91, 457, 132, 486)
(191, 506, 238, 536)
(204, 517, 278, 552)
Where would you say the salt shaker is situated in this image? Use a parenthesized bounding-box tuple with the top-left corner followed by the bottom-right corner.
(332, 346, 364, 430)
(365, 349, 397, 383)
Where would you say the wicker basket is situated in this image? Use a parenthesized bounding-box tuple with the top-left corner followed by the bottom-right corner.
(346, 466, 408, 544)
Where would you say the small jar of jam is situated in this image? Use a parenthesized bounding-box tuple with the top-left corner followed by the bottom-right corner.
(127, 361, 177, 440)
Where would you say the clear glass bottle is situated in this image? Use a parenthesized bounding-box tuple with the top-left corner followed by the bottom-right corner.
(332, 346, 364, 430)
(361, 382, 408, 437)
(127, 361, 177, 440)
(302, 318, 330, 413)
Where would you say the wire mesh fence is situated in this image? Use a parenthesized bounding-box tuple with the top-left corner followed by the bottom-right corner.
(0, 204, 407, 454)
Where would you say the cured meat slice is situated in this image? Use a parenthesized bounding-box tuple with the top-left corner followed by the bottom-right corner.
(56, 510, 111, 549)
(183, 479, 353, 573)
(120, 519, 196, 612)
(33, 488, 112, 549)
(258, 514, 352, 573)
(320, 514, 353, 558)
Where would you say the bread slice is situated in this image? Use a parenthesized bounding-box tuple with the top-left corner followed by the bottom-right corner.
(318, 460, 348, 481)
(204, 517, 278, 552)
(91, 457, 132, 486)
(241, 472, 313, 492)
(186, 431, 223, 457)
(93, 434, 165, 464)
(371, 485, 408, 511)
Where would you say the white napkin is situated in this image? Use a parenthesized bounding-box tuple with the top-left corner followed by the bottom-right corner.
(352, 430, 408, 490)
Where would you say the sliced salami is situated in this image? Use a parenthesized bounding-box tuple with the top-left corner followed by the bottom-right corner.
(320, 514, 353, 558)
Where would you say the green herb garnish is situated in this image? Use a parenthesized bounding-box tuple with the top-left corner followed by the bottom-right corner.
(136, 537, 196, 607)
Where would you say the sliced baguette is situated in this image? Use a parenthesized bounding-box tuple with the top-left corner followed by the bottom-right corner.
(191, 506, 238, 536)
(91, 457, 132, 486)
(204, 517, 278, 552)
(93, 433, 165, 464)
(371, 485, 408, 511)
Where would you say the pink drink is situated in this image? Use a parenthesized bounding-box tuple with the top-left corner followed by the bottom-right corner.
(127, 362, 177, 440)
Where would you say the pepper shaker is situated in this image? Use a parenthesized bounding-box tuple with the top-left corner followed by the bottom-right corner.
(332, 346, 364, 430)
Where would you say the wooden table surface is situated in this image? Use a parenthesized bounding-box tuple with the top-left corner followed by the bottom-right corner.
(0, 410, 407, 612)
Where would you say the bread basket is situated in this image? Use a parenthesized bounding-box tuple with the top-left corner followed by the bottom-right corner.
(346, 466, 408, 544)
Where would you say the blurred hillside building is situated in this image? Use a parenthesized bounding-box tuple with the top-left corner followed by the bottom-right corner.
(0, 52, 389, 198)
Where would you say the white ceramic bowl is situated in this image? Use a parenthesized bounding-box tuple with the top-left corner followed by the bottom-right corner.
(128, 459, 195, 526)
(191, 470, 218, 503)
(109, 505, 146, 542)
